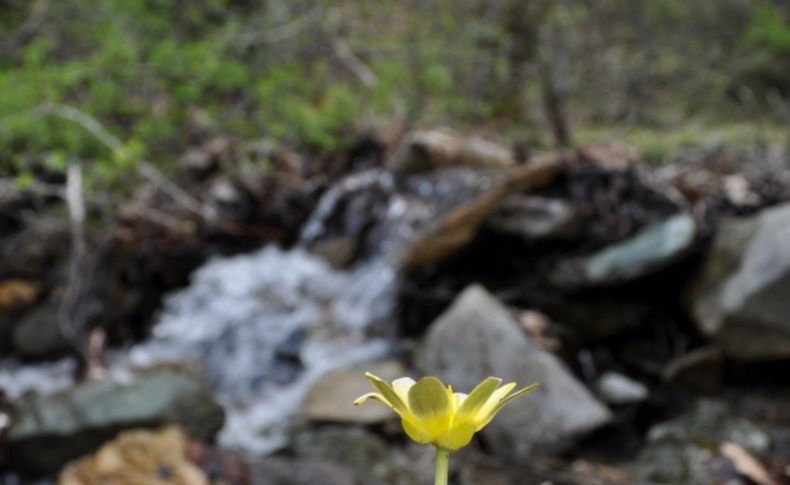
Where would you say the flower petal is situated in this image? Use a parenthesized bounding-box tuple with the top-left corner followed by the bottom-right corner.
(477, 382, 540, 429)
(408, 377, 452, 418)
(408, 376, 452, 438)
(437, 420, 476, 450)
(452, 392, 467, 412)
(365, 372, 408, 415)
(392, 377, 416, 405)
(474, 382, 516, 428)
(456, 377, 502, 420)
(401, 417, 433, 444)
(494, 383, 540, 411)
(353, 392, 386, 406)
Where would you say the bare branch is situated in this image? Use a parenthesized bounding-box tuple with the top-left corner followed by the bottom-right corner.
(36, 104, 123, 152)
(35, 103, 218, 223)
(319, 8, 378, 88)
(138, 162, 218, 222)
(58, 158, 89, 362)
(121, 203, 197, 233)
(326, 33, 378, 88)
(31, 103, 277, 237)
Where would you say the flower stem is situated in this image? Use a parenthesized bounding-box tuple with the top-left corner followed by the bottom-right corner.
(434, 446, 449, 485)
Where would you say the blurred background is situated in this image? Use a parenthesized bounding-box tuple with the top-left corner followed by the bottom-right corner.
(1, 0, 790, 483)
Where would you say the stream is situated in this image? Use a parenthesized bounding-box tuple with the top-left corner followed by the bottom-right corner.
(1, 167, 501, 457)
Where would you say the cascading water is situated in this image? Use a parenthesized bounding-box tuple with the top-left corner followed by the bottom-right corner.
(118, 246, 397, 454)
(0, 359, 76, 399)
(113, 168, 426, 454)
(0, 166, 501, 458)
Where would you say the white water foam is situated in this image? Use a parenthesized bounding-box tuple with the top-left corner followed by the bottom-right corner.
(0, 358, 76, 399)
(117, 245, 397, 454)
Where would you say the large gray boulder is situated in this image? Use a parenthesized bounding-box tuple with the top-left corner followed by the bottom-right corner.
(551, 213, 697, 289)
(8, 366, 225, 475)
(416, 285, 611, 458)
(688, 202, 790, 359)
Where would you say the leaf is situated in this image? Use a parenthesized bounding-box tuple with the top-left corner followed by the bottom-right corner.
(720, 442, 778, 485)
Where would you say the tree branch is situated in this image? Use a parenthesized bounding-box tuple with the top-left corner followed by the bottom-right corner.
(58, 158, 89, 363)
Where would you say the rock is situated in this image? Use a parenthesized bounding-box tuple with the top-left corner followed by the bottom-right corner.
(179, 136, 233, 179)
(578, 142, 641, 170)
(308, 237, 358, 269)
(551, 212, 697, 289)
(271, 327, 306, 385)
(399, 157, 561, 271)
(302, 360, 407, 424)
(595, 371, 649, 405)
(662, 347, 724, 393)
(11, 288, 110, 360)
(460, 457, 634, 485)
(416, 285, 612, 457)
(11, 300, 71, 359)
(486, 195, 582, 241)
(300, 166, 512, 262)
(517, 310, 561, 352)
(302, 156, 559, 269)
(0, 279, 41, 353)
(250, 456, 359, 485)
(291, 427, 435, 484)
(635, 400, 771, 484)
(388, 129, 515, 173)
(687, 202, 790, 359)
(636, 440, 735, 485)
(388, 129, 459, 173)
(657, 399, 771, 452)
(208, 175, 245, 207)
(8, 366, 224, 475)
(292, 426, 398, 484)
(458, 462, 514, 485)
(0, 279, 39, 313)
(0, 218, 69, 279)
(722, 174, 760, 207)
(299, 168, 398, 259)
(59, 426, 208, 485)
(457, 137, 516, 169)
(545, 300, 649, 340)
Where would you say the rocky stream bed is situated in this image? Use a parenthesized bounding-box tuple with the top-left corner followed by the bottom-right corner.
(1, 130, 790, 484)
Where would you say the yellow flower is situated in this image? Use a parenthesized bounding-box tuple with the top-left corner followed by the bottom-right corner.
(354, 373, 539, 450)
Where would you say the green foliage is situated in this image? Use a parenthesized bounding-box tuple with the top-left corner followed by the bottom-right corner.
(1, 0, 788, 190)
(2, 1, 484, 179)
(1, 1, 367, 186)
(747, 4, 790, 53)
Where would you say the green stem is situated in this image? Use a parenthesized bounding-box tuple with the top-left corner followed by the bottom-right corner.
(434, 446, 449, 485)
